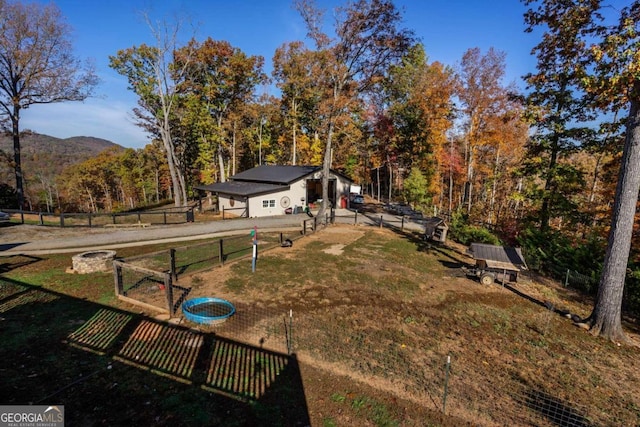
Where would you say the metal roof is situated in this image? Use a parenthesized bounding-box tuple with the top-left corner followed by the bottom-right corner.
(195, 165, 353, 197)
(231, 165, 321, 184)
(424, 217, 447, 234)
(194, 181, 288, 197)
(468, 243, 528, 270)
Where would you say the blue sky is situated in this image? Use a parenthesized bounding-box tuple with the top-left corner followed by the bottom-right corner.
(21, 0, 539, 148)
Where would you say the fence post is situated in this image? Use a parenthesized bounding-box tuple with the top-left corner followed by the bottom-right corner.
(60, 213, 65, 228)
(20, 210, 24, 224)
(88, 213, 92, 228)
(222, 206, 225, 220)
(565, 269, 570, 287)
(163, 211, 167, 225)
(219, 239, 224, 266)
(112, 214, 116, 225)
(39, 212, 44, 225)
(354, 210, 358, 225)
(401, 216, 405, 231)
(443, 354, 451, 414)
(287, 309, 294, 355)
(164, 274, 174, 315)
(379, 215, 383, 228)
(170, 248, 177, 282)
(113, 262, 124, 296)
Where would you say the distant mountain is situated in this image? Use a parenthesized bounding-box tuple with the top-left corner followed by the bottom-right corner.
(0, 132, 120, 158)
(0, 131, 123, 186)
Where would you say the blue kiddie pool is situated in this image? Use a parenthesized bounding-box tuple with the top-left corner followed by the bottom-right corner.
(182, 297, 236, 325)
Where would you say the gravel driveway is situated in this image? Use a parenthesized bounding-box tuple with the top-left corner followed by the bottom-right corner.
(0, 208, 425, 255)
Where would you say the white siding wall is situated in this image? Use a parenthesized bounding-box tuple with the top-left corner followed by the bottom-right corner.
(219, 173, 352, 218)
(331, 172, 351, 198)
(248, 180, 307, 217)
(219, 195, 247, 217)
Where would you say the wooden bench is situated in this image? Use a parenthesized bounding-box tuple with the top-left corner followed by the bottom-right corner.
(104, 222, 151, 229)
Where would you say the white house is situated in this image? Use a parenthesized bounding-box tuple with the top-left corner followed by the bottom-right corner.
(194, 165, 353, 218)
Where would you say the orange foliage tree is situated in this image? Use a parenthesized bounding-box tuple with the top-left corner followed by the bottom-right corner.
(455, 47, 526, 219)
(382, 44, 457, 207)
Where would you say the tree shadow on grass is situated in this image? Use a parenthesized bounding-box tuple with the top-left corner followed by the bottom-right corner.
(0, 254, 43, 272)
(0, 277, 310, 427)
(381, 223, 473, 270)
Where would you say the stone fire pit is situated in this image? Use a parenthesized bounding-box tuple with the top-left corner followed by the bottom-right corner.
(71, 250, 117, 274)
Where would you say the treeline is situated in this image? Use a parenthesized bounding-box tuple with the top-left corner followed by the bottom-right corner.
(0, 2, 630, 287)
(7, 1, 623, 243)
(3, 0, 623, 249)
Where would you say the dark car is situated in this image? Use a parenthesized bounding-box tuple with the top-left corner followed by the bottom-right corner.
(351, 195, 364, 205)
(0, 211, 10, 222)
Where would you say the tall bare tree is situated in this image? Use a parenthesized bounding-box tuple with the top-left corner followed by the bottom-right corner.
(110, 14, 194, 207)
(0, 0, 97, 209)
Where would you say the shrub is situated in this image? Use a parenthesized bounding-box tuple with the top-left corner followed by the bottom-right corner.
(517, 226, 605, 287)
(457, 225, 501, 246)
(449, 211, 501, 246)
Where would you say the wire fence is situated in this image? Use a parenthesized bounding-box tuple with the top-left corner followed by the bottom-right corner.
(296, 300, 601, 425)
(442, 306, 599, 427)
(110, 218, 606, 424)
(0, 279, 292, 401)
(2, 277, 607, 425)
(113, 223, 320, 324)
(564, 269, 599, 293)
(11, 209, 628, 425)
(296, 298, 598, 426)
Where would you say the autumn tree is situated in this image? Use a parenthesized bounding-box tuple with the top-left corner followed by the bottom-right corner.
(58, 151, 115, 212)
(141, 141, 171, 203)
(523, 0, 640, 341)
(0, 0, 97, 209)
(175, 90, 218, 184)
(295, 0, 414, 219)
(115, 148, 147, 209)
(236, 93, 280, 168)
(382, 43, 456, 206)
(482, 98, 528, 225)
(175, 38, 266, 183)
(272, 41, 324, 165)
(456, 47, 513, 216)
(110, 14, 193, 207)
(522, 1, 600, 233)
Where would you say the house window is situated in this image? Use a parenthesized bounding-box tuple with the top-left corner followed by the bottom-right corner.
(262, 199, 275, 208)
